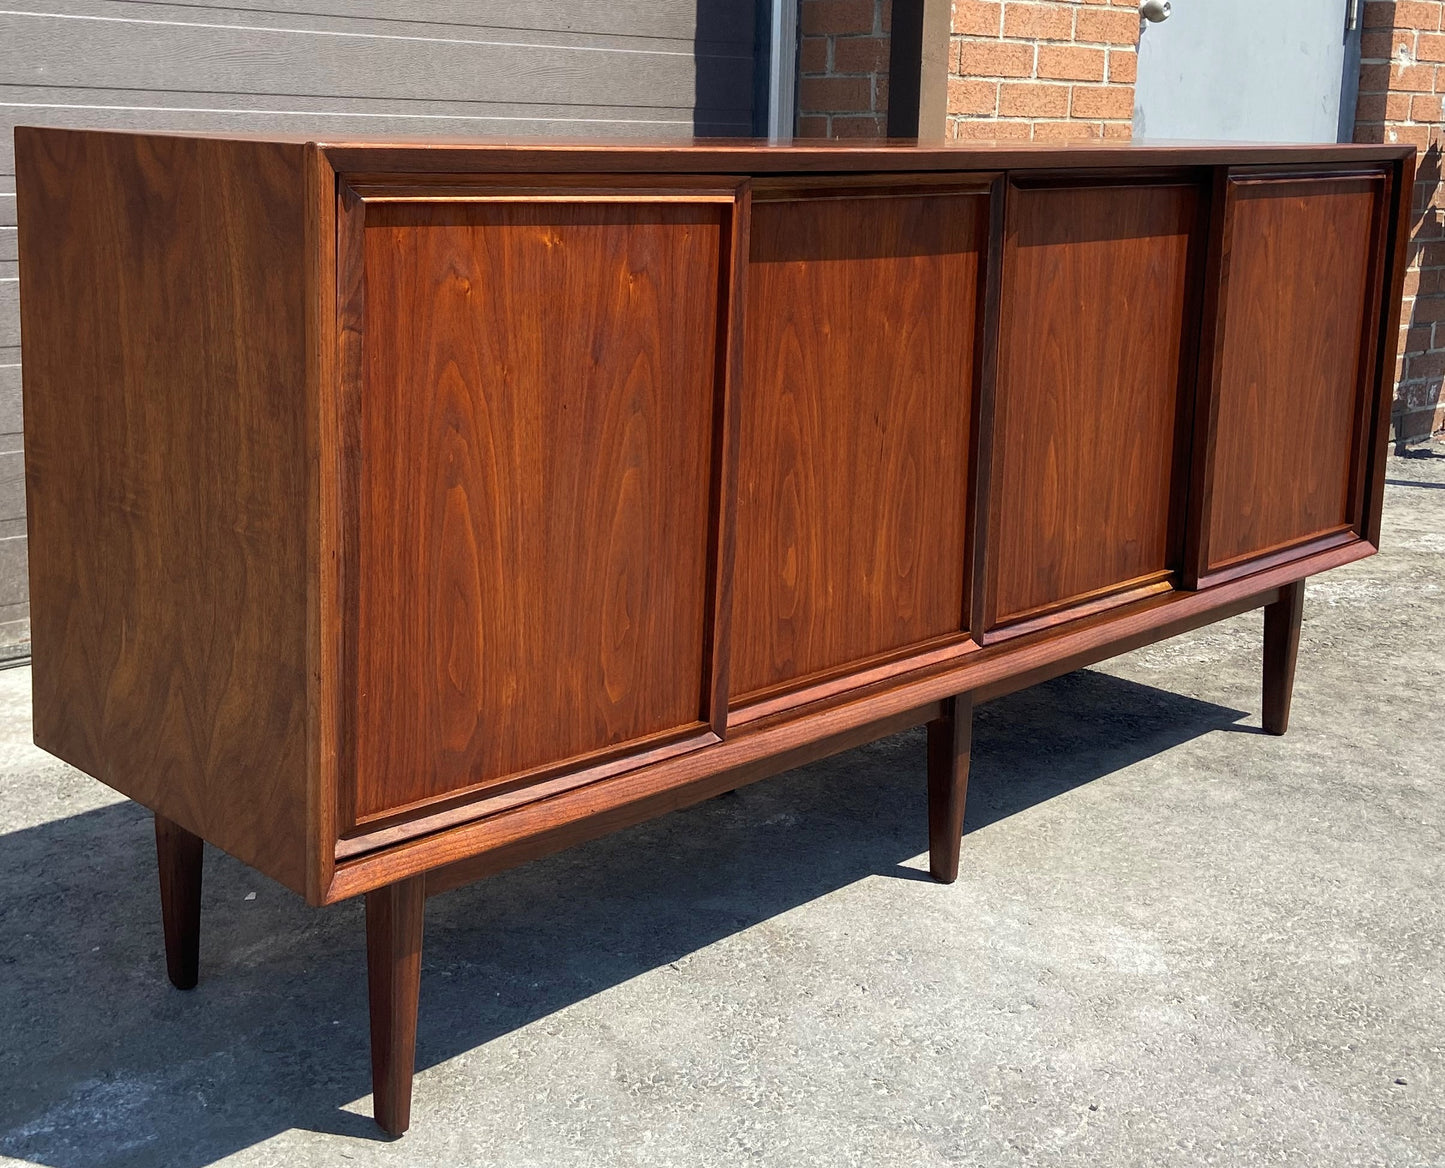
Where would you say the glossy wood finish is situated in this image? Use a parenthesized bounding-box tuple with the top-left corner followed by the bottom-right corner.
(731, 187, 986, 704)
(985, 180, 1203, 635)
(16, 127, 315, 896)
(1262, 579, 1305, 736)
(16, 132, 1409, 901)
(16, 130, 1414, 1136)
(155, 813, 204, 991)
(1364, 152, 1418, 549)
(366, 875, 426, 1136)
(353, 196, 733, 823)
(370, 535, 1368, 904)
(1196, 173, 1387, 577)
(317, 140, 1409, 178)
(927, 693, 973, 884)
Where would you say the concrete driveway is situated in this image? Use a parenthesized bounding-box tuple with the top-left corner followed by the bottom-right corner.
(1, 443, 1442, 1168)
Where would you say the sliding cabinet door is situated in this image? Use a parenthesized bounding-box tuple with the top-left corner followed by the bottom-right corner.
(1189, 169, 1390, 585)
(982, 178, 1206, 638)
(730, 182, 990, 714)
(345, 182, 742, 830)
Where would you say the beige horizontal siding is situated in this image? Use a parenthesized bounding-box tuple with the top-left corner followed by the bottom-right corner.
(0, 8, 733, 109)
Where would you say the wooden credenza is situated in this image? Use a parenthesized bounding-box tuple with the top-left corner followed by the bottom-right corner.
(16, 129, 1413, 1133)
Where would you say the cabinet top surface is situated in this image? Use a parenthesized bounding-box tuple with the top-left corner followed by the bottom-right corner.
(15, 126, 1414, 173)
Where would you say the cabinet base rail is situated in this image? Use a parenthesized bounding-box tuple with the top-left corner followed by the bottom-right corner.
(154, 583, 1305, 1135)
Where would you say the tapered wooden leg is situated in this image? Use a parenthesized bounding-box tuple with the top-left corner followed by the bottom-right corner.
(1263, 579, 1305, 736)
(155, 813, 203, 990)
(927, 692, 974, 884)
(366, 876, 426, 1136)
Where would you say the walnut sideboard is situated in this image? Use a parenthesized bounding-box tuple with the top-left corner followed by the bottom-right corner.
(16, 128, 1413, 1133)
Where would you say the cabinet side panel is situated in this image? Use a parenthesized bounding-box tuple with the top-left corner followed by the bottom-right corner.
(1206, 176, 1381, 569)
(730, 191, 984, 701)
(356, 200, 724, 821)
(989, 181, 1201, 630)
(17, 128, 313, 896)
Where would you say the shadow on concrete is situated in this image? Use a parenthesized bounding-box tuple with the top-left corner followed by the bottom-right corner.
(0, 668, 1248, 1167)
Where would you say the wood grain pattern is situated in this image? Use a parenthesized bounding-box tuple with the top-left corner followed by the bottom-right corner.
(155, 813, 204, 990)
(1262, 578, 1304, 736)
(730, 190, 986, 704)
(366, 875, 425, 1136)
(927, 692, 972, 884)
(355, 197, 731, 823)
(1202, 175, 1384, 571)
(17, 127, 315, 896)
(317, 141, 1412, 179)
(342, 535, 1375, 903)
(1363, 154, 1417, 548)
(14, 131, 1411, 893)
(15, 131, 1420, 1139)
(309, 143, 342, 907)
(986, 181, 1203, 632)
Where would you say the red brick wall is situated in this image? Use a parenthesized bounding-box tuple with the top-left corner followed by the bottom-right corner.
(794, 0, 1442, 438)
(797, 0, 893, 137)
(1355, 0, 1445, 441)
(797, 0, 1139, 141)
(948, 1, 1139, 140)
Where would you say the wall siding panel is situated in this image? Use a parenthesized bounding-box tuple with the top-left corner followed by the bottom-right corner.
(0, 13, 724, 111)
(0, 282, 17, 350)
(0, 365, 21, 434)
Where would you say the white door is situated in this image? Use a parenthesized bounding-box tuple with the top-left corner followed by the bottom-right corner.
(1133, 0, 1362, 142)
